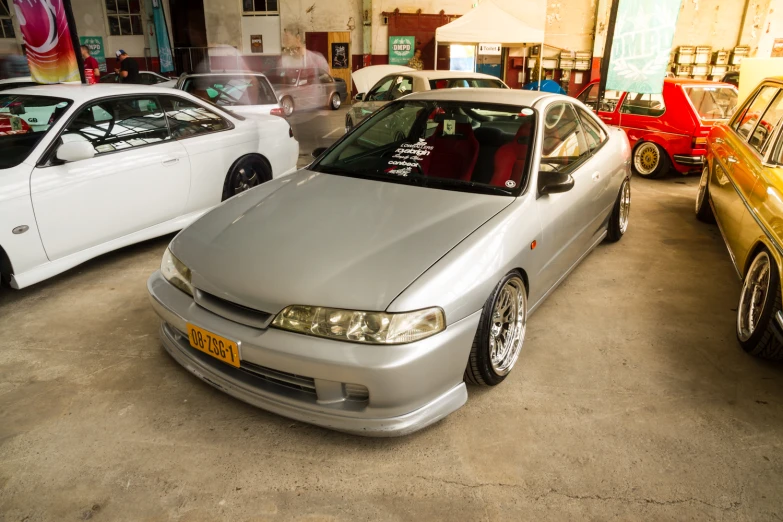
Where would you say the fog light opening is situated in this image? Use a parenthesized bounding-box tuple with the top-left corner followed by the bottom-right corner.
(343, 383, 369, 402)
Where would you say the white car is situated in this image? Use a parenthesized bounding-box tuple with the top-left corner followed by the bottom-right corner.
(347, 68, 509, 131)
(0, 84, 299, 289)
(174, 72, 283, 117)
(99, 70, 177, 88)
(0, 76, 38, 92)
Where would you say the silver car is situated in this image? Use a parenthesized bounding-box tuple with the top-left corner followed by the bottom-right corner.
(148, 89, 632, 436)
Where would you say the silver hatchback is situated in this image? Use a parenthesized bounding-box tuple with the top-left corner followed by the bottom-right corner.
(148, 88, 631, 436)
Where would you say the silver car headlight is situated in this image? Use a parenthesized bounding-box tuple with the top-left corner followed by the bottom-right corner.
(161, 248, 193, 296)
(272, 305, 445, 344)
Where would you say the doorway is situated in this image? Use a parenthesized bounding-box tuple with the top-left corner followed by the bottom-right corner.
(169, 0, 208, 72)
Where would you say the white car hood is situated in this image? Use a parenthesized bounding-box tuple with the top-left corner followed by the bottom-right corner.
(352, 65, 413, 95)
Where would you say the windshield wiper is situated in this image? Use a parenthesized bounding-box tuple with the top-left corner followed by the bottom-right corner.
(422, 177, 515, 196)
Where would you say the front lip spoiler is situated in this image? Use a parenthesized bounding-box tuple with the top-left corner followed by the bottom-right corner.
(673, 154, 705, 166)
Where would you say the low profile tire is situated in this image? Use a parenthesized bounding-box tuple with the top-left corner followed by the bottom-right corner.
(345, 116, 354, 134)
(695, 166, 715, 223)
(606, 178, 631, 242)
(632, 141, 669, 179)
(465, 273, 527, 386)
(281, 97, 294, 117)
(329, 92, 341, 110)
(737, 250, 783, 360)
(222, 156, 271, 201)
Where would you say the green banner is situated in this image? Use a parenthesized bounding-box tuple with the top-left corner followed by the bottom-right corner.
(80, 36, 107, 73)
(605, 0, 681, 94)
(389, 36, 415, 65)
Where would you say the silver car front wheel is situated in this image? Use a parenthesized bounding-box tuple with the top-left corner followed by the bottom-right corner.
(465, 273, 527, 386)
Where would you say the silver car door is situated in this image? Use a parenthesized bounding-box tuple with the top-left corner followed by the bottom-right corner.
(532, 102, 600, 300)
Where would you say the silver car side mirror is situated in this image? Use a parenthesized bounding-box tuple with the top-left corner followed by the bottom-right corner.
(538, 171, 575, 196)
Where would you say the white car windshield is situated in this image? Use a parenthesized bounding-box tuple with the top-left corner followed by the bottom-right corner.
(181, 75, 278, 106)
(0, 94, 72, 169)
(685, 86, 738, 120)
(313, 100, 537, 196)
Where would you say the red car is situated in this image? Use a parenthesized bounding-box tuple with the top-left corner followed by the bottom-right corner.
(576, 78, 738, 178)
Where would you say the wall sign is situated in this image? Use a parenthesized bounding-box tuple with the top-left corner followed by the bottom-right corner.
(250, 35, 264, 54)
(389, 36, 415, 65)
(331, 42, 349, 69)
(772, 39, 783, 58)
(79, 36, 107, 72)
(479, 43, 502, 55)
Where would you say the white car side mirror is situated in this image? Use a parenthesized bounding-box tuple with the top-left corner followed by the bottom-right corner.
(56, 141, 96, 163)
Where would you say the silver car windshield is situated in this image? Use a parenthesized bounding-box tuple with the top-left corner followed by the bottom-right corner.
(313, 100, 537, 196)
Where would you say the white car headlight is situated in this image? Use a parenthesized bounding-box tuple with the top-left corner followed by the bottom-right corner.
(272, 305, 445, 344)
(161, 248, 193, 296)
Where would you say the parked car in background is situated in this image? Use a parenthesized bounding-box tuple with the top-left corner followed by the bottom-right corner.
(576, 78, 738, 178)
(100, 70, 176, 87)
(147, 88, 631, 436)
(721, 71, 740, 88)
(267, 67, 348, 116)
(174, 72, 284, 117)
(0, 84, 298, 289)
(696, 77, 783, 360)
(0, 76, 37, 92)
(346, 69, 509, 131)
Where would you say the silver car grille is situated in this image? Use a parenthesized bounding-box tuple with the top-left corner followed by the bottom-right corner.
(239, 361, 317, 395)
(194, 289, 274, 329)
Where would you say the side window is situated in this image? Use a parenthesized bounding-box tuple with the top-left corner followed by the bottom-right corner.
(620, 92, 665, 117)
(299, 69, 317, 86)
(140, 73, 157, 86)
(390, 76, 413, 100)
(733, 86, 779, 142)
(317, 70, 333, 83)
(599, 90, 623, 112)
(61, 97, 169, 154)
(161, 96, 230, 139)
(578, 84, 599, 104)
(576, 106, 607, 152)
(366, 77, 394, 101)
(749, 92, 783, 155)
(541, 103, 590, 173)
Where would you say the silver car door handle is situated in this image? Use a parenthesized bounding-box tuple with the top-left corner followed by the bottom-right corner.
(162, 158, 179, 166)
(714, 137, 724, 144)
(727, 156, 738, 164)
(591, 172, 601, 181)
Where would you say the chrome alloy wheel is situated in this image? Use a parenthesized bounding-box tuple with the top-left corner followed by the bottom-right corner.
(696, 166, 709, 213)
(331, 93, 341, 109)
(489, 277, 527, 376)
(634, 142, 660, 176)
(281, 97, 294, 117)
(619, 180, 631, 234)
(738, 252, 772, 342)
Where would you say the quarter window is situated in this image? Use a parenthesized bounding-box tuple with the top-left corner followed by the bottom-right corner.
(161, 96, 230, 138)
(620, 92, 665, 117)
(242, 0, 278, 14)
(749, 92, 783, 156)
(366, 77, 394, 101)
(62, 97, 169, 154)
(576, 106, 607, 152)
(541, 103, 590, 174)
(0, 0, 15, 38)
(733, 86, 778, 140)
(105, 0, 143, 36)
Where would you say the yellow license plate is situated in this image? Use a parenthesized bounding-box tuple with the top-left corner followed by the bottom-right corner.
(186, 323, 240, 368)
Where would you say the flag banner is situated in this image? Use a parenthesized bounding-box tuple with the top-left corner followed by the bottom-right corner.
(389, 36, 415, 65)
(605, 0, 681, 94)
(13, 0, 81, 84)
(152, 0, 174, 73)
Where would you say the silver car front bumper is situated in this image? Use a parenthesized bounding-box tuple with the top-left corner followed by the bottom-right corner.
(147, 271, 480, 436)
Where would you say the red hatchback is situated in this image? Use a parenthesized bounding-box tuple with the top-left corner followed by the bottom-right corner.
(576, 78, 738, 178)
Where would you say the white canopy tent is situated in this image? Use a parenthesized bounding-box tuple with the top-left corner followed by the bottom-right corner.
(434, 0, 546, 89)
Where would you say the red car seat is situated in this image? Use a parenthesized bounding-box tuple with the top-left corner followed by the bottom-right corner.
(420, 120, 479, 181)
(490, 122, 533, 188)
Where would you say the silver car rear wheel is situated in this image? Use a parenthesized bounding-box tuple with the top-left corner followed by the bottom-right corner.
(330, 92, 341, 110)
(281, 97, 294, 117)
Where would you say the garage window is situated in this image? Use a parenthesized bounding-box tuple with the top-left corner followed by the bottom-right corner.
(620, 92, 665, 117)
(243, 0, 278, 14)
(0, 0, 15, 39)
(106, 0, 143, 36)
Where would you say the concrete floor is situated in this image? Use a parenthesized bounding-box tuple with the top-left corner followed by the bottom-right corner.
(3, 109, 783, 520)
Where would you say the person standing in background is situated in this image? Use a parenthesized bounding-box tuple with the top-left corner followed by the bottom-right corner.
(407, 49, 423, 71)
(81, 45, 100, 84)
(115, 50, 141, 84)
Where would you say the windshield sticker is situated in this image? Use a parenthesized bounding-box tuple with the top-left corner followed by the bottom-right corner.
(520, 108, 534, 116)
(443, 119, 456, 135)
(387, 139, 433, 174)
(505, 180, 516, 188)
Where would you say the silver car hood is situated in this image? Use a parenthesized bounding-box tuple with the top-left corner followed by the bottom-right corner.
(171, 170, 512, 314)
